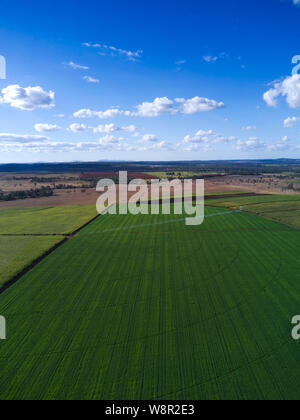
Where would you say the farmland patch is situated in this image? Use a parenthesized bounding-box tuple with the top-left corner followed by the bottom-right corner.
(0, 206, 299, 399)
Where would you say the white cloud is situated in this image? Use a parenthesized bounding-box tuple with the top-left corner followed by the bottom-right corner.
(203, 53, 227, 63)
(284, 116, 300, 128)
(94, 124, 137, 134)
(0, 85, 55, 111)
(83, 43, 143, 61)
(135, 97, 177, 117)
(152, 141, 173, 150)
(0, 133, 49, 143)
(64, 61, 89, 70)
(242, 126, 257, 131)
(83, 76, 100, 83)
(183, 129, 236, 145)
(139, 140, 173, 151)
(74, 108, 131, 119)
(97, 135, 136, 152)
(268, 136, 291, 152)
(203, 56, 218, 63)
(0, 138, 138, 154)
(175, 97, 225, 113)
(94, 123, 119, 134)
(74, 96, 225, 120)
(139, 134, 159, 143)
(263, 74, 300, 108)
(69, 123, 90, 133)
(236, 137, 266, 151)
(98, 135, 116, 146)
(34, 123, 61, 133)
(122, 125, 137, 133)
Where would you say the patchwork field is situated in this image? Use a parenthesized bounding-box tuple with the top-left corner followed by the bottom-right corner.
(0, 236, 64, 289)
(0, 205, 97, 235)
(206, 194, 300, 229)
(0, 205, 300, 399)
(0, 205, 98, 290)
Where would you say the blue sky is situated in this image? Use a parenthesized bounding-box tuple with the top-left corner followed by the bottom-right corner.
(0, 0, 300, 162)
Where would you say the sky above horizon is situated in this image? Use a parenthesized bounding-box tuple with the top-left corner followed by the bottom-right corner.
(1, 0, 300, 163)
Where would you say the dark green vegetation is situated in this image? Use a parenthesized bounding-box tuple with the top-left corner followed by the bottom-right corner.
(0, 206, 300, 400)
(207, 194, 300, 229)
(1, 158, 300, 175)
(0, 186, 53, 202)
(146, 171, 225, 180)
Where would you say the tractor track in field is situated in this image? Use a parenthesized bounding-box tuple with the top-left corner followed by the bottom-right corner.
(0, 249, 284, 363)
(0, 192, 281, 297)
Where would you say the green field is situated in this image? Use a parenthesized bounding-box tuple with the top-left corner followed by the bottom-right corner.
(0, 205, 97, 289)
(0, 205, 300, 399)
(0, 205, 97, 235)
(0, 236, 64, 289)
(206, 194, 300, 229)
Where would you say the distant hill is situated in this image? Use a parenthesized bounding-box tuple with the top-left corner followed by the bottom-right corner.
(0, 159, 300, 175)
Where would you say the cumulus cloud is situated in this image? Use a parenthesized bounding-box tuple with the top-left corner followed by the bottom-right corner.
(94, 123, 118, 134)
(69, 123, 90, 133)
(135, 97, 177, 117)
(97, 135, 137, 152)
(34, 124, 61, 133)
(0, 133, 49, 143)
(74, 96, 225, 120)
(139, 134, 159, 143)
(263, 74, 300, 108)
(236, 137, 266, 151)
(93, 124, 137, 134)
(242, 126, 257, 131)
(123, 125, 137, 133)
(0, 85, 55, 111)
(0, 137, 138, 154)
(139, 140, 173, 151)
(74, 108, 131, 119)
(268, 136, 291, 152)
(183, 129, 236, 145)
(284, 116, 300, 128)
(176, 97, 225, 113)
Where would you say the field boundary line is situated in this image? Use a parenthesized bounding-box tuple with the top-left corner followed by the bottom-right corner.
(208, 203, 300, 232)
(0, 237, 68, 296)
(0, 210, 110, 296)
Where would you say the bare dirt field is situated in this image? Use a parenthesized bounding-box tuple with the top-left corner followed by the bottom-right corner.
(0, 172, 298, 209)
